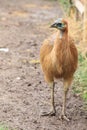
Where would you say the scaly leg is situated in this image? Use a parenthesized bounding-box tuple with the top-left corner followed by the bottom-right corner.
(61, 77, 73, 121)
(41, 82, 56, 116)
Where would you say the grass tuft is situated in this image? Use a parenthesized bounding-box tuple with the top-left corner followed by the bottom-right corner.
(73, 53, 87, 101)
(58, 0, 70, 12)
(0, 125, 9, 130)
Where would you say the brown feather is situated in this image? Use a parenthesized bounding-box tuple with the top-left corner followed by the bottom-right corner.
(40, 23, 78, 83)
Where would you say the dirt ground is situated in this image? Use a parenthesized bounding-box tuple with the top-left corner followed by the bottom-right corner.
(0, 0, 87, 130)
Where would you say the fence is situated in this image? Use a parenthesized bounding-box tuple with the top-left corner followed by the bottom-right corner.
(69, 0, 84, 20)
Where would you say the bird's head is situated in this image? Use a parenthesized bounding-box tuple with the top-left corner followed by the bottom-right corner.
(50, 18, 68, 31)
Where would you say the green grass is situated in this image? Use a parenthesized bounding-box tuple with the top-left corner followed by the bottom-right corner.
(49, 0, 69, 12)
(0, 124, 15, 130)
(0, 125, 9, 130)
(73, 53, 87, 102)
(58, 0, 70, 12)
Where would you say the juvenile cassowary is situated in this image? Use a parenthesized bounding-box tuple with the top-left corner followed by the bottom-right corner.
(40, 18, 78, 121)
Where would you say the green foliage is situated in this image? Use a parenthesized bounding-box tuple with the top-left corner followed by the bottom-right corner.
(0, 125, 9, 130)
(0, 124, 15, 130)
(58, 0, 70, 12)
(49, 0, 70, 13)
(73, 53, 87, 102)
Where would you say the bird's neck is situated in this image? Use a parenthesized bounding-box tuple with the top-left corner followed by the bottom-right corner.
(59, 29, 68, 42)
(59, 30, 64, 39)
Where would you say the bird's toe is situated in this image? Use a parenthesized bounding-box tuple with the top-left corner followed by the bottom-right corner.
(60, 114, 70, 122)
(41, 110, 56, 116)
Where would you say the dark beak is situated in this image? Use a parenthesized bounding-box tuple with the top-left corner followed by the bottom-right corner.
(50, 23, 57, 28)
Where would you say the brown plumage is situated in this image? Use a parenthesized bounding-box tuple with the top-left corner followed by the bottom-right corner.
(40, 18, 78, 121)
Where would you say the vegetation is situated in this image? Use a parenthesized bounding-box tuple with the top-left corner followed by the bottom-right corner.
(0, 125, 9, 130)
(0, 124, 15, 130)
(73, 54, 87, 102)
(58, 0, 70, 12)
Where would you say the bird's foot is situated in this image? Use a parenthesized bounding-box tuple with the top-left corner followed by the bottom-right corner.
(60, 114, 70, 122)
(41, 110, 56, 116)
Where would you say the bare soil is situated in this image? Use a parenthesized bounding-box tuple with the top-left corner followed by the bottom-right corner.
(0, 0, 87, 130)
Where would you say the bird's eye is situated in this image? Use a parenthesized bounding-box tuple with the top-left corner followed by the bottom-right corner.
(57, 23, 62, 27)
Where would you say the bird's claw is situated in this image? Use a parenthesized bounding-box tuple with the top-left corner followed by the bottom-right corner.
(41, 110, 56, 116)
(60, 114, 70, 122)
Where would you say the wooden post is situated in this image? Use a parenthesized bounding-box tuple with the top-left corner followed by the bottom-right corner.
(69, 0, 84, 21)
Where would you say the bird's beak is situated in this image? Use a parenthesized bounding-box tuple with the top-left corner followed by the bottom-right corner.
(50, 23, 57, 28)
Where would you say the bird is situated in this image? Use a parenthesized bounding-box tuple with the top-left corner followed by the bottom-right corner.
(40, 18, 78, 121)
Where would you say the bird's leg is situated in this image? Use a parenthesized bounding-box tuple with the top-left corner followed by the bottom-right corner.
(50, 82, 56, 115)
(61, 78, 73, 121)
(61, 83, 69, 121)
(41, 82, 56, 116)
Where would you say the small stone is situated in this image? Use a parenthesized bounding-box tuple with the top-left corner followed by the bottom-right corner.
(28, 83, 32, 86)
